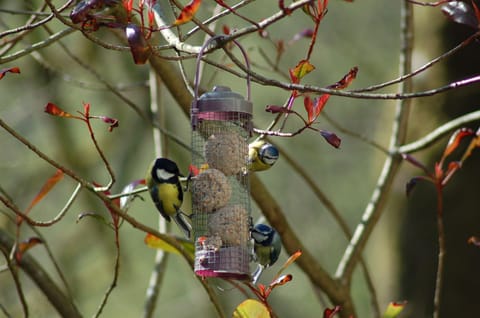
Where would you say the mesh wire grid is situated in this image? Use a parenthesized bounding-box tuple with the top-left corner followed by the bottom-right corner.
(192, 110, 252, 280)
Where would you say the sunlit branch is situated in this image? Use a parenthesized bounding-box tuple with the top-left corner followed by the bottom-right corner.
(335, 0, 414, 285)
(398, 110, 480, 153)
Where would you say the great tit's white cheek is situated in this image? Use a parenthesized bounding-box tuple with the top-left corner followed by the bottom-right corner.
(156, 168, 175, 181)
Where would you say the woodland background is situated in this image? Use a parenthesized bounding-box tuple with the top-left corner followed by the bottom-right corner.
(0, 1, 480, 317)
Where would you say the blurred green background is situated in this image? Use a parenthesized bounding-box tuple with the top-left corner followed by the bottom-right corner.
(1, 1, 479, 317)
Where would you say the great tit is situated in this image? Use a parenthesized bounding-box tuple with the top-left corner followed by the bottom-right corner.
(146, 158, 191, 238)
(251, 223, 282, 283)
(248, 140, 279, 172)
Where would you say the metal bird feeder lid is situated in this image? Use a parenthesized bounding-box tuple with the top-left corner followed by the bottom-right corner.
(196, 86, 252, 114)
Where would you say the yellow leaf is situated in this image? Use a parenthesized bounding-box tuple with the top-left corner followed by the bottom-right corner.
(144, 233, 194, 258)
(233, 299, 270, 318)
(383, 301, 407, 318)
(291, 60, 315, 81)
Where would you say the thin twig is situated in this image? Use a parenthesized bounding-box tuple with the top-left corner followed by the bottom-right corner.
(352, 30, 480, 93)
(0, 244, 28, 318)
(433, 183, 445, 318)
(0, 27, 75, 64)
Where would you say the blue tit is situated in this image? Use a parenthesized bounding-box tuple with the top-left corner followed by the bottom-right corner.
(251, 223, 282, 283)
(146, 158, 191, 238)
(248, 140, 279, 172)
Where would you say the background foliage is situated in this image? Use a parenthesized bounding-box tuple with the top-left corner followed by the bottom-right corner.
(1, 1, 479, 317)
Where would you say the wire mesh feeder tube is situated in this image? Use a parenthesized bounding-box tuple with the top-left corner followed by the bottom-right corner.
(191, 86, 253, 280)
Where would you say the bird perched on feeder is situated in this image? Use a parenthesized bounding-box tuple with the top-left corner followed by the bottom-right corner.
(248, 140, 279, 172)
(146, 158, 191, 238)
(251, 223, 282, 283)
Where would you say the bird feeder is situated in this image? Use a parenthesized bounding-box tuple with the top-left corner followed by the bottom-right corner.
(191, 85, 253, 280)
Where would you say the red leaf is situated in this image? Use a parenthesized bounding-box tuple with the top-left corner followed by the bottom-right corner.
(44, 103, 76, 118)
(304, 94, 330, 123)
(124, 0, 134, 13)
(324, 306, 341, 318)
(93, 115, 119, 132)
(126, 23, 152, 64)
(25, 169, 64, 215)
(16, 237, 43, 262)
(0, 67, 20, 80)
(327, 66, 358, 90)
(441, 128, 474, 162)
(319, 130, 341, 148)
(174, 0, 202, 25)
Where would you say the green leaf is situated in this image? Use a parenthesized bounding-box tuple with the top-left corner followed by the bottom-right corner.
(233, 299, 270, 318)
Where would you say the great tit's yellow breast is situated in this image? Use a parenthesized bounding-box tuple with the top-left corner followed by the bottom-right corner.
(157, 182, 181, 216)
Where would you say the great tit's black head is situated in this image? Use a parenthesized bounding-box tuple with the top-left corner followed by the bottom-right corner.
(151, 158, 181, 183)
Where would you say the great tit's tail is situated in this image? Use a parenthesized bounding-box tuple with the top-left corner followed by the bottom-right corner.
(173, 210, 192, 239)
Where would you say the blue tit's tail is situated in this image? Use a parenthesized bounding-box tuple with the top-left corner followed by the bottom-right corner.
(173, 210, 192, 239)
(251, 264, 265, 284)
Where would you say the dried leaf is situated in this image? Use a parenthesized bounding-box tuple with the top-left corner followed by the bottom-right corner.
(327, 66, 358, 90)
(289, 59, 315, 83)
(44, 102, 78, 118)
(174, 0, 202, 25)
(383, 301, 407, 318)
(0, 67, 20, 80)
(265, 105, 295, 114)
(442, 1, 479, 29)
(126, 23, 152, 64)
(319, 130, 341, 148)
(233, 299, 270, 318)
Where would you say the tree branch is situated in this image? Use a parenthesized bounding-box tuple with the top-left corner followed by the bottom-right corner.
(0, 229, 82, 318)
